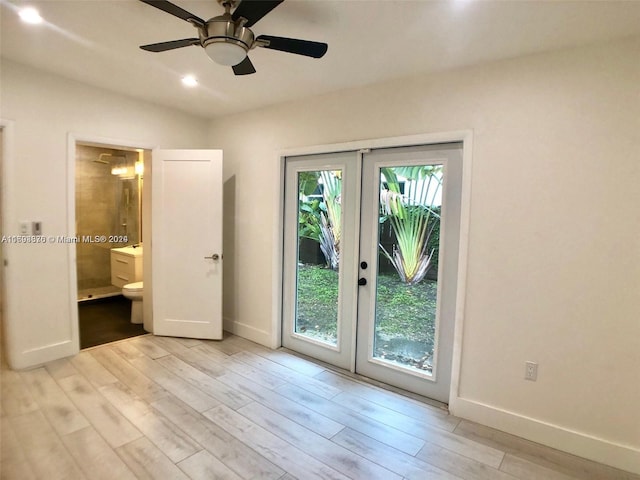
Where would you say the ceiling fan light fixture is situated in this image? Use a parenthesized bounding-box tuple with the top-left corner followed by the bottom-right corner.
(204, 41, 247, 66)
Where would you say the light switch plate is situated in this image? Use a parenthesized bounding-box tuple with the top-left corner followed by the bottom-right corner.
(32, 221, 42, 236)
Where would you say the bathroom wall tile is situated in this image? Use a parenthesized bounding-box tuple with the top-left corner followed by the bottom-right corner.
(75, 145, 141, 291)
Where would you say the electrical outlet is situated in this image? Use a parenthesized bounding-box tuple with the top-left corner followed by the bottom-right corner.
(525, 361, 538, 381)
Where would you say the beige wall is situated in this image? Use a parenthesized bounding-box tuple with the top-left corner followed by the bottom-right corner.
(210, 37, 640, 471)
(0, 60, 209, 368)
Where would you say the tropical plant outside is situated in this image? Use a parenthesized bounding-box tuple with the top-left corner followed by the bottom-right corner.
(297, 170, 342, 270)
(297, 171, 323, 244)
(379, 165, 442, 285)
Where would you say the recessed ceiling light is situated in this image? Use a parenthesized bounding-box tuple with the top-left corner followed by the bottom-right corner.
(181, 75, 198, 88)
(19, 7, 43, 24)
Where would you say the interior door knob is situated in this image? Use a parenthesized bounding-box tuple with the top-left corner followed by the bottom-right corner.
(204, 253, 220, 260)
(358, 278, 367, 286)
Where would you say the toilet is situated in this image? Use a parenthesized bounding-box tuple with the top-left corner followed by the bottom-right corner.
(122, 282, 144, 324)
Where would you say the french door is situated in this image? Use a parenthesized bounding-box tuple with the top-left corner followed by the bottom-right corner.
(282, 143, 463, 403)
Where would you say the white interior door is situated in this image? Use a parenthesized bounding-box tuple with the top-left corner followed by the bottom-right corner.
(152, 149, 223, 339)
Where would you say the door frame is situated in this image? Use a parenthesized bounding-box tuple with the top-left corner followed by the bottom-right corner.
(273, 130, 473, 404)
(67, 133, 156, 354)
(0, 119, 15, 362)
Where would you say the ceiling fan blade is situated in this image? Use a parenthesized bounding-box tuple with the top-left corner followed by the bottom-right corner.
(140, 38, 200, 52)
(256, 35, 328, 58)
(232, 0, 284, 27)
(139, 0, 205, 26)
(232, 56, 257, 75)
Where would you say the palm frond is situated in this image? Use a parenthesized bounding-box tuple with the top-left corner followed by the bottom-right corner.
(379, 165, 443, 284)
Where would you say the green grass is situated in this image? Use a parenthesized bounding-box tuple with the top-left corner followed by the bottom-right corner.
(295, 264, 437, 351)
(375, 274, 437, 343)
(295, 265, 340, 343)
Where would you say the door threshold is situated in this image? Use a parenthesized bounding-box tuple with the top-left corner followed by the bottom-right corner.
(278, 346, 449, 412)
(80, 332, 152, 352)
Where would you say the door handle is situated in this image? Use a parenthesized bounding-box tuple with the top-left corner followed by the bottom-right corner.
(204, 253, 220, 260)
(358, 278, 367, 286)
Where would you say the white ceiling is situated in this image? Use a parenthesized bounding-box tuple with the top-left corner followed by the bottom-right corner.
(2, 0, 640, 119)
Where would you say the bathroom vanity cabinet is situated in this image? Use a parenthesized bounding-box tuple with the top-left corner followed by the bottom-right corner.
(110, 246, 143, 288)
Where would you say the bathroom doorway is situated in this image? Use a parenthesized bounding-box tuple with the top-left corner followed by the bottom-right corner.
(75, 143, 147, 348)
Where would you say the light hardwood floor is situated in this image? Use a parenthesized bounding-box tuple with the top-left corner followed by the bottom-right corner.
(1, 333, 637, 480)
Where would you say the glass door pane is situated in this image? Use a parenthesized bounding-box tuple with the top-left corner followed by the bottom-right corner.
(282, 152, 358, 370)
(294, 169, 341, 346)
(373, 164, 443, 375)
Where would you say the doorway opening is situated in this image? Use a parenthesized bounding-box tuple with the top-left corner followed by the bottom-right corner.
(282, 142, 465, 403)
(74, 142, 149, 349)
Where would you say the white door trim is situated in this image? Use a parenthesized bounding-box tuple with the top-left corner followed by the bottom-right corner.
(274, 130, 474, 403)
(1, 119, 17, 365)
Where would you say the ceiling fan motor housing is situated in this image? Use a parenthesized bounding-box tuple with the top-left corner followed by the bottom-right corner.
(200, 14, 254, 52)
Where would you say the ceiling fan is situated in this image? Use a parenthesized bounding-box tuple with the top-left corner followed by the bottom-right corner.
(138, 0, 328, 75)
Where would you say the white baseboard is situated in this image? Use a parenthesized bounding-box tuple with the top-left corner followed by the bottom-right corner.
(450, 397, 640, 475)
(8, 340, 78, 370)
(223, 317, 272, 348)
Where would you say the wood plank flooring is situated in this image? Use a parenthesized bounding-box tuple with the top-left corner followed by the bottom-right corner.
(1, 333, 638, 480)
